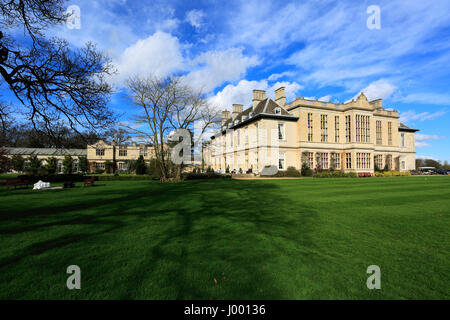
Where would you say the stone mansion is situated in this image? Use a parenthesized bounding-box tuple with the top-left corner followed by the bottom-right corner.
(4, 140, 156, 173)
(203, 87, 419, 174)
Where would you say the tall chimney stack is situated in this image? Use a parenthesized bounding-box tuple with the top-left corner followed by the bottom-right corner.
(221, 110, 230, 125)
(252, 89, 266, 110)
(232, 104, 243, 120)
(275, 87, 286, 106)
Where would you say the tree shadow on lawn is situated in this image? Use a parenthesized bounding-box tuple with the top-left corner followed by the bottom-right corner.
(117, 180, 322, 299)
(0, 180, 321, 299)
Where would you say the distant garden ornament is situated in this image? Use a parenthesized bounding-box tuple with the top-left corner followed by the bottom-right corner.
(33, 180, 51, 190)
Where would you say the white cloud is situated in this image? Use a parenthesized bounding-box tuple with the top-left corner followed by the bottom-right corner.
(111, 31, 184, 85)
(110, 34, 261, 94)
(268, 71, 295, 81)
(352, 80, 397, 101)
(415, 133, 443, 148)
(208, 80, 266, 110)
(399, 110, 446, 123)
(223, 0, 450, 89)
(399, 93, 450, 106)
(156, 18, 180, 31)
(318, 95, 332, 102)
(185, 9, 205, 29)
(416, 155, 440, 161)
(208, 79, 303, 111)
(416, 142, 429, 148)
(181, 48, 260, 92)
(270, 81, 303, 102)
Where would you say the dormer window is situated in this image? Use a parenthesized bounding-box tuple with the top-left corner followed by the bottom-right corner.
(274, 107, 281, 115)
(249, 112, 254, 118)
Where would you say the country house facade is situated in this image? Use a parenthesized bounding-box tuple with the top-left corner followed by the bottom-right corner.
(4, 141, 155, 173)
(203, 87, 419, 174)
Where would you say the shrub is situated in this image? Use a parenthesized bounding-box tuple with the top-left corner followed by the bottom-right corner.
(301, 163, 313, 176)
(0, 153, 10, 173)
(95, 168, 105, 174)
(275, 166, 301, 177)
(127, 160, 137, 173)
(78, 156, 89, 173)
(18, 174, 86, 183)
(25, 155, 42, 175)
(45, 157, 58, 174)
(147, 158, 162, 177)
(314, 170, 357, 178)
(11, 155, 25, 172)
(375, 170, 411, 177)
(135, 156, 147, 175)
(104, 160, 114, 173)
(62, 155, 73, 174)
(183, 172, 232, 180)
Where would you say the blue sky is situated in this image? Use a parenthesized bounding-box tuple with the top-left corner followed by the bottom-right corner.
(5, 0, 450, 161)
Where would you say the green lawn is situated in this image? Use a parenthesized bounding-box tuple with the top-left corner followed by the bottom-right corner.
(0, 177, 449, 299)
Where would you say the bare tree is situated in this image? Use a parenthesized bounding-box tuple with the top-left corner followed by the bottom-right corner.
(0, 100, 10, 132)
(315, 152, 323, 172)
(0, 0, 116, 139)
(125, 75, 220, 181)
(330, 152, 336, 170)
(102, 127, 131, 145)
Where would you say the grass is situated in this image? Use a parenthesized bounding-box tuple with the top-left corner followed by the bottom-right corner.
(0, 176, 449, 299)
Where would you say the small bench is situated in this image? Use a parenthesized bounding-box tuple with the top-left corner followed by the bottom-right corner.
(6, 178, 31, 190)
(83, 177, 95, 187)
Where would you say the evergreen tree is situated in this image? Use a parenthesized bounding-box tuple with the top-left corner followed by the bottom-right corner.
(135, 155, 147, 175)
(62, 155, 73, 174)
(11, 155, 25, 172)
(78, 156, 89, 173)
(25, 155, 42, 175)
(46, 157, 58, 174)
(105, 160, 113, 173)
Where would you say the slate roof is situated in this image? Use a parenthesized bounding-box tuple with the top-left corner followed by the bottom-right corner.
(220, 98, 298, 132)
(3, 147, 87, 156)
(398, 123, 419, 132)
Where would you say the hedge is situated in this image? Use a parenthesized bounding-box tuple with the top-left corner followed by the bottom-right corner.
(274, 166, 301, 177)
(374, 171, 411, 177)
(313, 170, 358, 178)
(183, 172, 232, 180)
(16, 174, 163, 183)
(17, 174, 87, 183)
